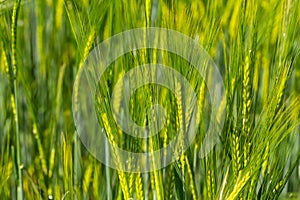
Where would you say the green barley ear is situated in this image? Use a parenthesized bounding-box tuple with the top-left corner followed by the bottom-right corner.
(1, 45, 14, 90)
(231, 127, 241, 177)
(79, 29, 96, 69)
(101, 113, 130, 199)
(270, 150, 300, 199)
(145, 0, 152, 26)
(226, 171, 251, 200)
(11, 0, 23, 199)
(82, 163, 93, 193)
(62, 133, 74, 198)
(165, 165, 175, 199)
(135, 173, 144, 200)
(185, 156, 197, 199)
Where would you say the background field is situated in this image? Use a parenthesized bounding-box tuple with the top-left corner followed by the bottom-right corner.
(1, 0, 300, 199)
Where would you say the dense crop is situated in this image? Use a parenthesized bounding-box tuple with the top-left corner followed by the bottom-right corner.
(0, 0, 300, 199)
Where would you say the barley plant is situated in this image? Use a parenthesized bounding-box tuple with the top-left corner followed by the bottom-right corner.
(1, 0, 300, 199)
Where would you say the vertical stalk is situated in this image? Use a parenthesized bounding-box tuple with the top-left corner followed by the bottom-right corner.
(11, 0, 23, 199)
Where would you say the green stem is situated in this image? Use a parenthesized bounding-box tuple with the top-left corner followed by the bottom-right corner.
(11, 0, 23, 199)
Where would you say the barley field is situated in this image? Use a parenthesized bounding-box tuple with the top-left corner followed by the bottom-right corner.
(0, 0, 300, 199)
